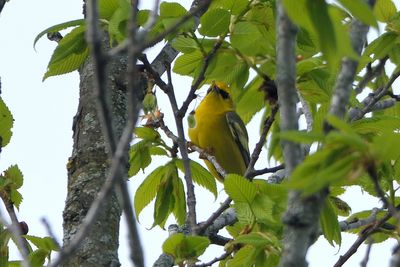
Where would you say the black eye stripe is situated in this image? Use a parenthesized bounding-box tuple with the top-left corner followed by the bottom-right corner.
(206, 84, 230, 99)
(217, 87, 230, 99)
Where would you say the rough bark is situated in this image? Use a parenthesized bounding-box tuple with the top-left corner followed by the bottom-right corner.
(62, 54, 128, 266)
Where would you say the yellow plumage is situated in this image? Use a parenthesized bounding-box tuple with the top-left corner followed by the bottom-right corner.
(188, 81, 250, 182)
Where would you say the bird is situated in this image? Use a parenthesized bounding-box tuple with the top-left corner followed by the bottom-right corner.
(188, 81, 250, 182)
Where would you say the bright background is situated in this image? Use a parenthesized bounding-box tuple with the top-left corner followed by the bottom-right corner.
(0, 0, 397, 266)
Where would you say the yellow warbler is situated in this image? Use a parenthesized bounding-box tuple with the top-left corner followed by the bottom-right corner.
(188, 81, 250, 182)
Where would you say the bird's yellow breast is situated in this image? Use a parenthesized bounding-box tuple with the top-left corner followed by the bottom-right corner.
(188, 110, 247, 181)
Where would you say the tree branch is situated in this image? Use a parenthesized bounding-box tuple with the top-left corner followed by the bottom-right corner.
(333, 208, 394, 267)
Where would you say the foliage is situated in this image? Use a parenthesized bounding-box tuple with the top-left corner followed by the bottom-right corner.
(29, 0, 400, 266)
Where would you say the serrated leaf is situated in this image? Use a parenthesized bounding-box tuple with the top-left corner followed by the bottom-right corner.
(0, 98, 13, 147)
(320, 198, 341, 246)
(252, 194, 275, 224)
(171, 173, 186, 225)
(3, 165, 23, 189)
(224, 174, 256, 204)
(149, 146, 168, 156)
(227, 245, 256, 267)
(153, 173, 174, 228)
(108, 1, 130, 43)
(175, 159, 217, 198)
(134, 165, 166, 219)
(362, 32, 398, 63)
(25, 236, 59, 251)
(128, 140, 151, 176)
(10, 190, 22, 210)
(173, 50, 203, 76)
(162, 233, 209, 264)
(205, 51, 249, 89)
(338, 0, 378, 28)
(33, 19, 85, 49)
(43, 26, 88, 80)
(99, 0, 119, 20)
(374, 0, 397, 22)
(230, 21, 273, 56)
(135, 127, 161, 141)
(171, 36, 198, 53)
(199, 8, 230, 37)
(160, 2, 187, 18)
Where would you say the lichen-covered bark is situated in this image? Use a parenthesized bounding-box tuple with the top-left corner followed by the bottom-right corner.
(62, 54, 127, 267)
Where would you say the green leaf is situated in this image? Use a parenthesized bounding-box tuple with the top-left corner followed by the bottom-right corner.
(252, 194, 275, 224)
(205, 51, 249, 88)
(337, 0, 378, 28)
(43, 26, 89, 80)
(134, 165, 166, 219)
(279, 130, 325, 144)
(306, 0, 337, 68)
(171, 174, 186, 225)
(25, 236, 59, 251)
(234, 232, 278, 248)
(10, 190, 23, 210)
(282, 0, 313, 30)
(33, 19, 85, 49)
(160, 2, 187, 18)
(3, 165, 23, 189)
(173, 50, 203, 76)
(224, 174, 256, 204)
(153, 172, 174, 228)
(99, 0, 119, 20)
(373, 133, 400, 161)
(230, 21, 273, 56)
(227, 245, 256, 267)
(0, 98, 13, 148)
(175, 159, 217, 198)
(329, 196, 351, 217)
(171, 35, 198, 53)
(199, 8, 230, 37)
(235, 77, 266, 124)
(362, 32, 398, 63)
(29, 249, 48, 267)
(135, 127, 161, 142)
(374, 0, 397, 22)
(320, 198, 341, 246)
(108, 0, 130, 43)
(149, 146, 168, 156)
(162, 233, 210, 265)
(128, 140, 152, 176)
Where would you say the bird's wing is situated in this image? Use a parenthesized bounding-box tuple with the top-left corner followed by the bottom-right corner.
(226, 111, 250, 167)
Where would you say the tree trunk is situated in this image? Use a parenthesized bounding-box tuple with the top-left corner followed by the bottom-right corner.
(62, 53, 127, 266)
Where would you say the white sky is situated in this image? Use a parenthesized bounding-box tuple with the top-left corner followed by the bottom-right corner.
(0, 0, 397, 266)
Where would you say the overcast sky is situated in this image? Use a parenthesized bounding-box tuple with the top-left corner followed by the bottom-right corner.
(0, 0, 397, 266)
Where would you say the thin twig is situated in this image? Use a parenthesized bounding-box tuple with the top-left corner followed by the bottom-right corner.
(355, 56, 388, 94)
(41, 217, 61, 249)
(0, 201, 30, 267)
(195, 251, 232, 267)
(108, 0, 212, 58)
(165, 64, 198, 233)
(245, 104, 279, 178)
(360, 238, 373, 267)
(350, 70, 400, 121)
(178, 36, 226, 118)
(333, 209, 394, 267)
(248, 164, 285, 178)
